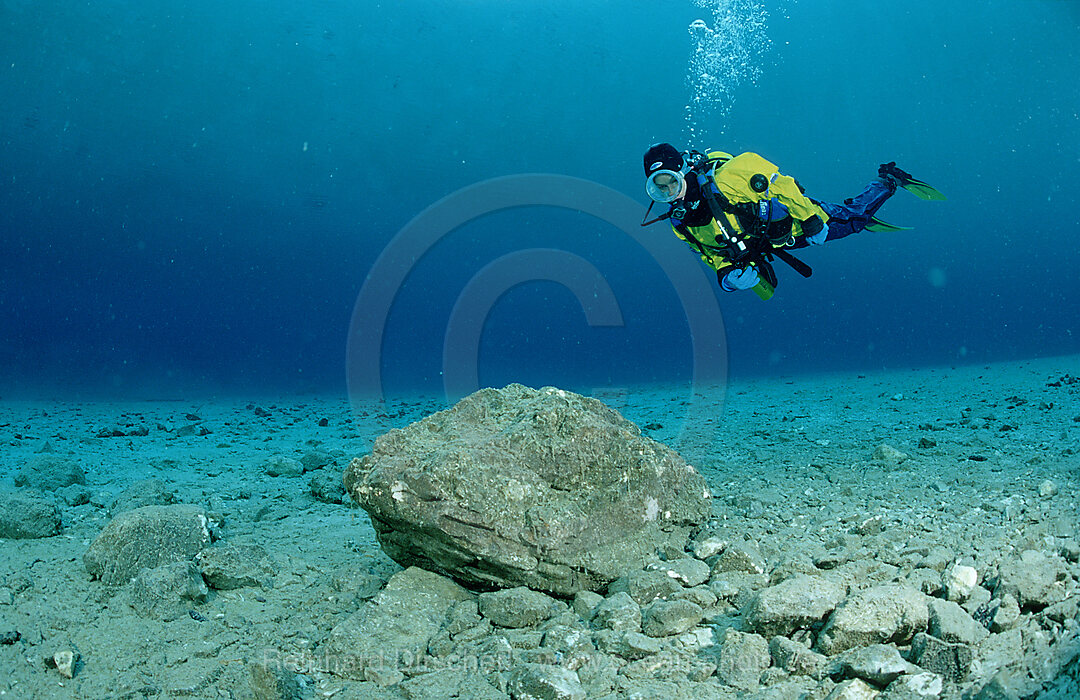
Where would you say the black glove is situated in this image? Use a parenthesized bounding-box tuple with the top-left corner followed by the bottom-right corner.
(800, 215, 824, 237)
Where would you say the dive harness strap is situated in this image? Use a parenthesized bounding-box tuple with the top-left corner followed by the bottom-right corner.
(695, 169, 813, 289)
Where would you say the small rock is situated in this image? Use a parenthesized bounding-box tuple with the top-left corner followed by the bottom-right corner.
(640, 598, 703, 637)
(826, 678, 880, 699)
(107, 479, 177, 515)
(944, 564, 978, 602)
(591, 591, 641, 632)
(995, 549, 1070, 609)
(872, 443, 908, 466)
(14, 455, 86, 491)
(83, 504, 214, 586)
(646, 557, 710, 587)
(817, 584, 930, 655)
(691, 534, 729, 560)
(927, 598, 988, 645)
(507, 663, 586, 700)
(52, 649, 78, 678)
(769, 636, 828, 679)
(716, 628, 770, 690)
(249, 658, 303, 700)
(882, 672, 943, 699)
(300, 450, 332, 472)
(744, 574, 847, 638)
(127, 561, 210, 620)
(572, 590, 603, 619)
(917, 438, 937, 449)
(263, 456, 304, 478)
(1, 630, 20, 644)
(323, 567, 473, 681)
(975, 594, 1020, 633)
(711, 540, 767, 575)
(0, 491, 62, 539)
(607, 568, 682, 606)
(831, 644, 918, 687)
(196, 543, 275, 590)
(479, 586, 561, 629)
(909, 632, 972, 683)
(1038, 479, 1058, 498)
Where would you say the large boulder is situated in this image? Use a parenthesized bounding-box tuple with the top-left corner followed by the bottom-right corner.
(344, 384, 711, 596)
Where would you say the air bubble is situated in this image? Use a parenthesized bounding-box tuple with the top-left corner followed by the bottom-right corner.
(685, 0, 772, 141)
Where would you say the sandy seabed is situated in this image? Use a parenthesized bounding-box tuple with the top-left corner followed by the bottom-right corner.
(0, 355, 1077, 698)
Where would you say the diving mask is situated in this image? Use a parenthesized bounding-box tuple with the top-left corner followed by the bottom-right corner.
(645, 169, 687, 203)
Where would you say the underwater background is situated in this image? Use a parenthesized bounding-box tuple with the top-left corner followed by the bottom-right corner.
(2, 0, 1078, 399)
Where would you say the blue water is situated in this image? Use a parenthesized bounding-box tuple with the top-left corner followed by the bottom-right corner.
(2, 0, 1078, 399)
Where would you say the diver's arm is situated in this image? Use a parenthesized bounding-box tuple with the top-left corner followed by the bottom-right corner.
(767, 173, 829, 236)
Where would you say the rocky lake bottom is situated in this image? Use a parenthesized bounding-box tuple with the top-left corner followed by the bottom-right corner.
(0, 355, 1077, 699)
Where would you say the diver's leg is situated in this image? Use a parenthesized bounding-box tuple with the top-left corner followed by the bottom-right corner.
(818, 179, 896, 241)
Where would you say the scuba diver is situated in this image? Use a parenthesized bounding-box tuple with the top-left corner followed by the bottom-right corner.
(641, 143, 945, 300)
